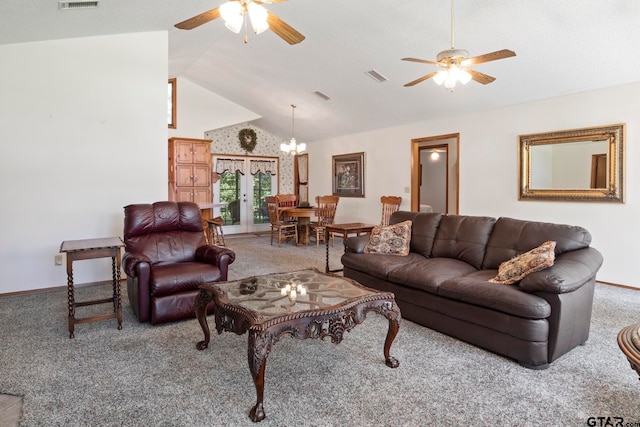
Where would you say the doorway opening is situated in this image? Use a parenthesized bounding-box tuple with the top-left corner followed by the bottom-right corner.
(213, 155, 279, 234)
(411, 134, 459, 214)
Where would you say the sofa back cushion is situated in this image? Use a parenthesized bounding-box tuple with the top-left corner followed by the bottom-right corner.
(124, 201, 204, 265)
(482, 217, 592, 269)
(391, 212, 443, 258)
(431, 215, 496, 269)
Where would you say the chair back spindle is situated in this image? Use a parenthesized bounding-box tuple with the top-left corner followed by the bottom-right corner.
(380, 196, 402, 226)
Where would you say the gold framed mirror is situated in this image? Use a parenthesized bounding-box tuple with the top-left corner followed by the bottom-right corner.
(518, 123, 625, 202)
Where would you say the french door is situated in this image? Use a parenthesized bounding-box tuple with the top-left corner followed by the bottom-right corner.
(213, 156, 278, 234)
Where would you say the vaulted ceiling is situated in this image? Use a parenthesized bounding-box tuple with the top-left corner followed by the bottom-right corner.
(2, 0, 640, 142)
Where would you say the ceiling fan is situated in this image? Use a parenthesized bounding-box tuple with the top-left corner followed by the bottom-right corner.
(174, 0, 305, 45)
(402, 0, 515, 90)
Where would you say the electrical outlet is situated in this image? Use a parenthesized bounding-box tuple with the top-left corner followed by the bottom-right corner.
(55, 255, 63, 266)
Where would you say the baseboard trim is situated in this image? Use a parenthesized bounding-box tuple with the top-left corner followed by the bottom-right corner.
(1, 279, 124, 299)
(596, 280, 640, 291)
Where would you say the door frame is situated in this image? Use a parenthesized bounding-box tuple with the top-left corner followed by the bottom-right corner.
(211, 153, 280, 234)
(411, 133, 460, 214)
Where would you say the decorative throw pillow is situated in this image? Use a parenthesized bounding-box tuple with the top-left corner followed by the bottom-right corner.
(489, 241, 556, 285)
(364, 220, 412, 256)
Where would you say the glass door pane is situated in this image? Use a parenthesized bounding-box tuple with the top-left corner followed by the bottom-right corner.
(214, 156, 277, 234)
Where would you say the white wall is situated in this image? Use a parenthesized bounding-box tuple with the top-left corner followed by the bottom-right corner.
(308, 82, 640, 288)
(168, 77, 260, 140)
(0, 32, 168, 293)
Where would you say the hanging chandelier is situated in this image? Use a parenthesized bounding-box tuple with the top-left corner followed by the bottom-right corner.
(280, 104, 306, 155)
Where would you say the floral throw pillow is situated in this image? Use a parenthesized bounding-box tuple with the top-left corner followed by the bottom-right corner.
(489, 241, 556, 285)
(364, 220, 412, 256)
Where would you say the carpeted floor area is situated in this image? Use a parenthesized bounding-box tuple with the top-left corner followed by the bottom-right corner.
(1, 235, 639, 426)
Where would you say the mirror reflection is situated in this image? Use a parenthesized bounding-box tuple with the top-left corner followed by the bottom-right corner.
(529, 139, 608, 189)
(519, 124, 625, 202)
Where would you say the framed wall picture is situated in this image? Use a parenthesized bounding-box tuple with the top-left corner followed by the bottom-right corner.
(332, 152, 365, 197)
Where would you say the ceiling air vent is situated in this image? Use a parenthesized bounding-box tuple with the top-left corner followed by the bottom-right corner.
(313, 91, 331, 101)
(59, 1, 99, 10)
(365, 69, 388, 83)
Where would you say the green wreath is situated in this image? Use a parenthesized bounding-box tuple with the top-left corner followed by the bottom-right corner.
(238, 128, 257, 153)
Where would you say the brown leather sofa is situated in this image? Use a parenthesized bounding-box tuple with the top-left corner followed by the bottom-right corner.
(342, 211, 603, 369)
(123, 201, 235, 325)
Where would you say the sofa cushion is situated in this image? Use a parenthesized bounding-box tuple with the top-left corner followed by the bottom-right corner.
(341, 252, 422, 281)
(387, 257, 478, 295)
(364, 220, 412, 256)
(482, 217, 591, 269)
(391, 212, 443, 258)
(438, 272, 552, 319)
(489, 241, 556, 285)
(431, 215, 496, 269)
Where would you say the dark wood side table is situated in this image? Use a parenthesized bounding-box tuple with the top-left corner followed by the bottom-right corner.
(324, 223, 375, 273)
(60, 237, 124, 338)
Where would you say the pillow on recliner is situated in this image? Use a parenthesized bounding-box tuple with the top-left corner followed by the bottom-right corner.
(364, 220, 412, 256)
(489, 240, 556, 285)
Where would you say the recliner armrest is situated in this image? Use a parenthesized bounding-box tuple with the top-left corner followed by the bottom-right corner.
(123, 252, 152, 277)
(195, 245, 236, 267)
(344, 235, 370, 254)
(195, 245, 236, 282)
(519, 247, 604, 294)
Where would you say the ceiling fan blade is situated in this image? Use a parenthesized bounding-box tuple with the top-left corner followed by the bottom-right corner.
(468, 69, 496, 85)
(401, 57, 440, 66)
(266, 11, 305, 45)
(463, 49, 516, 66)
(404, 71, 439, 87)
(175, 7, 221, 30)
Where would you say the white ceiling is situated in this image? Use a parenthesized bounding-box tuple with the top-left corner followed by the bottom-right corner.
(2, 0, 640, 142)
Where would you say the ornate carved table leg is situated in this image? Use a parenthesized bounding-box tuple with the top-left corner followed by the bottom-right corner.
(248, 330, 273, 422)
(195, 289, 215, 351)
(382, 301, 401, 368)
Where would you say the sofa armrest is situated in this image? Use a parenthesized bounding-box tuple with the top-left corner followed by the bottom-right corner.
(519, 247, 603, 294)
(344, 235, 370, 254)
(122, 252, 152, 278)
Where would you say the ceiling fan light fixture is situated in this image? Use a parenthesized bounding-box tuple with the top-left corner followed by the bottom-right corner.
(433, 70, 447, 85)
(247, 2, 269, 35)
(459, 69, 472, 85)
(220, 1, 243, 33)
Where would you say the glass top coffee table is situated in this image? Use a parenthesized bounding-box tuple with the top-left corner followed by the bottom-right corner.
(194, 268, 401, 422)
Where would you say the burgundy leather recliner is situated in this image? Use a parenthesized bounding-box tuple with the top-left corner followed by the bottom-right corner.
(122, 201, 235, 325)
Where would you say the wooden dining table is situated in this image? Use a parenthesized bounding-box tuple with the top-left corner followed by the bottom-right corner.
(279, 207, 318, 246)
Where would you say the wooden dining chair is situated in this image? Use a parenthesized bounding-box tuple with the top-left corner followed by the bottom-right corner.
(276, 194, 298, 223)
(380, 196, 402, 226)
(266, 196, 298, 247)
(309, 195, 339, 247)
